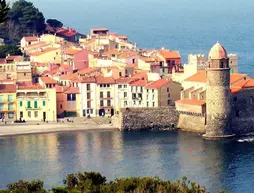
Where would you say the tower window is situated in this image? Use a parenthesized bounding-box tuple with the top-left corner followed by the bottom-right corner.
(220, 62, 224, 68)
(250, 96, 254, 104)
(236, 110, 240, 118)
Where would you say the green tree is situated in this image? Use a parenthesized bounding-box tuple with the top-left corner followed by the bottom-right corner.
(0, 44, 22, 58)
(46, 19, 63, 29)
(0, 0, 10, 24)
(8, 0, 45, 35)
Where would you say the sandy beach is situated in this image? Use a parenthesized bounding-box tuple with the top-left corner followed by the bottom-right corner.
(0, 118, 118, 137)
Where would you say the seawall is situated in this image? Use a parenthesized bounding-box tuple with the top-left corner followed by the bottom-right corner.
(112, 106, 179, 131)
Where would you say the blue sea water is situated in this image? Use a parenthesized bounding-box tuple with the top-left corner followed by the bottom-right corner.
(29, 0, 254, 75)
(1, 130, 254, 193)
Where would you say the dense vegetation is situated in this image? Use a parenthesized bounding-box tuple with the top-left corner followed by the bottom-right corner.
(0, 0, 64, 40)
(0, 44, 22, 57)
(0, 0, 9, 24)
(0, 171, 226, 193)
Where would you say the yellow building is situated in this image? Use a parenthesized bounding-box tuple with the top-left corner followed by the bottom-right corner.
(0, 84, 17, 121)
(29, 47, 61, 63)
(16, 85, 57, 122)
(144, 79, 182, 107)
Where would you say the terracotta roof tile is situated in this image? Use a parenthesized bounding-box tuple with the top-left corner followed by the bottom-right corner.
(65, 48, 82, 55)
(24, 36, 38, 42)
(64, 87, 80, 94)
(40, 76, 58, 84)
(116, 77, 133, 84)
(230, 74, 247, 84)
(78, 67, 100, 75)
(145, 79, 171, 89)
(72, 77, 97, 83)
(0, 84, 16, 93)
(130, 79, 147, 87)
(131, 72, 148, 80)
(175, 99, 206, 106)
(29, 47, 59, 56)
(96, 76, 115, 84)
(60, 73, 77, 80)
(159, 50, 181, 59)
(18, 83, 43, 90)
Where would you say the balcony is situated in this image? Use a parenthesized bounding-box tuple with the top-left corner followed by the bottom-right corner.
(26, 107, 41, 110)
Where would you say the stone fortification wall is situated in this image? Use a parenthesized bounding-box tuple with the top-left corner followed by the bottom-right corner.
(232, 90, 254, 135)
(113, 106, 179, 131)
(177, 114, 205, 133)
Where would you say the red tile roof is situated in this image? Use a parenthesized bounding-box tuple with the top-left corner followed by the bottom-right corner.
(29, 47, 59, 56)
(26, 41, 48, 49)
(64, 87, 80, 94)
(184, 72, 247, 85)
(130, 79, 147, 87)
(131, 72, 148, 80)
(145, 79, 171, 89)
(60, 73, 77, 80)
(18, 83, 43, 90)
(0, 59, 5, 64)
(74, 77, 97, 83)
(40, 76, 58, 84)
(175, 99, 206, 106)
(96, 76, 115, 84)
(116, 77, 133, 84)
(159, 50, 181, 59)
(78, 67, 100, 75)
(231, 79, 254, 93)
(0, 84, 16, 93)
(24, 36, 38, 42)
(65, 48, 82, 55)
(6, 55, 22, 61)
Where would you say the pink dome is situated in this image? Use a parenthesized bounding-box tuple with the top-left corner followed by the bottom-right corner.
(208, 42, 228, 60)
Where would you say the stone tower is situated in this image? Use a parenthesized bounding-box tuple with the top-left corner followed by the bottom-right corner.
(204, 42, 233, 138)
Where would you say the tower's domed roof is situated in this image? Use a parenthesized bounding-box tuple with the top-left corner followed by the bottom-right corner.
(208, 42, 228, 60)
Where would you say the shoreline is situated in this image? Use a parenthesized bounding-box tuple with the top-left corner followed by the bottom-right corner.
(0, 122, 118, 137)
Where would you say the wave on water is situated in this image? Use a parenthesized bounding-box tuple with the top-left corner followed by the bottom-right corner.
(237, 137, 254, 143)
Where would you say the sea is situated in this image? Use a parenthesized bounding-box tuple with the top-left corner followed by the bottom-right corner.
(1, 0, 254, 192)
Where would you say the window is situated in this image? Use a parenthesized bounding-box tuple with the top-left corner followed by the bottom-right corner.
(87, 84, 90, 91)
(100, 100, 104, 107)
(24, 73, 26, 76)
(220, 62, 224, 68)
(72, 94, 76, 101)
(0, 95, 3, 102)
(153, 102, 155, 107)
(28, 111, 31, 118)
(20, 111, 23, 118)
(60, 104, 62, 109)
(107, 91, 110, 98)
(107, 84, 110, 87)
(168, 100, 171, 105)
(27, 101, 31, 108)
(152, 95, 155, 100)
(8, 113, 14, 119)
(119, 72, 122, 77)
(152, 89, 154, 93)
(43, 101, 46, 106)
(124, 101, 128, 106)
(34, 101, 38, 108)
(87, 92, 91, 99)
(0, 104, 3, 110)
(87, 101, 91, 108)
(250, 96, 254, 104)
(139, 101, 141, 105)
(124, 92, 127, 98)
(133, 101, 136, 105)
(147, 95, 148, 100)
(20, 101, 22, 107)
(132, 58, 135, 64)
(147, 102, 149, 107)
(167, 88, 170, 92)
(118, 85, 122, 89)
(8, 104, 13, 110)
(8, 95, 13, 102)
(124, 85, 127, 88)
(236, 110, 239, 118)
(147, 89, 149, 93)
(34, 111, 38, 118)
(100, 92, 103, 98)
(168, 93, 170, 98)
(107, 100, 111, 107)
(172, 60, 176, 66)
(67, 94, 71, 101)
